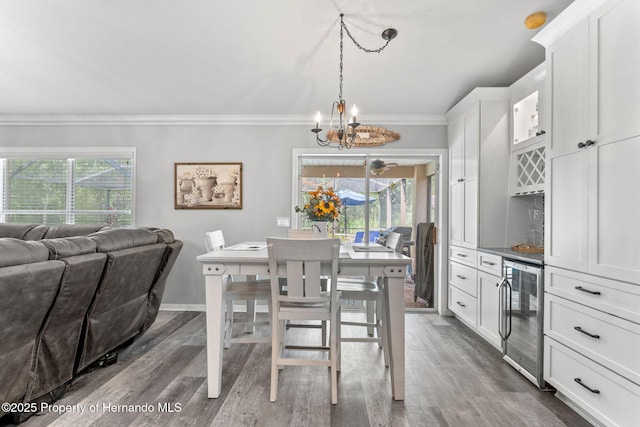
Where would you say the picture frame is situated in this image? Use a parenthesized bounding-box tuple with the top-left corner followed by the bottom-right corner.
(175, 162, 242, 209)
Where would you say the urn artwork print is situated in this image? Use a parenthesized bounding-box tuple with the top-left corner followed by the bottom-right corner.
(175, 162, 242, 209)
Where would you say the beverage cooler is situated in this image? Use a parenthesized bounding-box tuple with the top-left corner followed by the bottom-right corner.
(498, 258, 547, 388)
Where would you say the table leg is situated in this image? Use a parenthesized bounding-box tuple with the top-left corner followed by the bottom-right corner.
(204, 271, 226, 398)
(384, 274, 405, 400)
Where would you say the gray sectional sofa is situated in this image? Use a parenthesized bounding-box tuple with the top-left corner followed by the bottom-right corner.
(0, 223, 182, 418)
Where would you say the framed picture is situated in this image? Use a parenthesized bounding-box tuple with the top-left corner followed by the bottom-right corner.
(175, 162, 242, 209)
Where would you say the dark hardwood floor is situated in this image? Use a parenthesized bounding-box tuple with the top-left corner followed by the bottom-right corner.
(8, 311, 591, 427)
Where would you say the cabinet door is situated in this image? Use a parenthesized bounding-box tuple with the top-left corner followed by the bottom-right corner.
(449, 182, 463, 247)
(463, 106, 479, 180)
(546, 150, 589, 271)
(478, 271, 502, 350)
(449, 118, 464, 184)
(591, 0, 640, 145)
(588, 135, 640, 283)
(462, 179, 478, 248)
(548, 19, 590, 158)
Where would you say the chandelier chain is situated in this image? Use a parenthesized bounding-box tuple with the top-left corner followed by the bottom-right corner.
(340, 19, 391, 54)
(339, 19, 344, 102)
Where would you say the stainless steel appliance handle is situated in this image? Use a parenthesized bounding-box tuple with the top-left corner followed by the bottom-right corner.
(505, 277, 512, 340)
(497, 277, 505, 340)
(497, 277, 512, 341)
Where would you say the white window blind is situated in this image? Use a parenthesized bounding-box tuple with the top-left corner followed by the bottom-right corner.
(0, 148, 135, 226)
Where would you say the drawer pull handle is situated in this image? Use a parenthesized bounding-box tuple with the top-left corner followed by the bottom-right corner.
(574, 378, 600, 394)
(575, 286, 601, 295)
(482, 261, 496, 266)
(456, 275, 466, 280)
(456, 253, 468, 257)
(574, 326, 600, 339)
(456, 301, 466, 307)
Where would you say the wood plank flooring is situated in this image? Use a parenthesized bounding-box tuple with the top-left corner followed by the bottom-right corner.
(5, 311, 591, 427)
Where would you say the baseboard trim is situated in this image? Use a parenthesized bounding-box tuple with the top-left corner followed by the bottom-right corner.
(160, 303, 206, 312)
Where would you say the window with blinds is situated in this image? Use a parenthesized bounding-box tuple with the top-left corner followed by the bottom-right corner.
(0, 148, 135, 226)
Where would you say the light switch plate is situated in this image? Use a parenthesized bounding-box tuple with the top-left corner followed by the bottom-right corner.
(276, 217, 290, 228)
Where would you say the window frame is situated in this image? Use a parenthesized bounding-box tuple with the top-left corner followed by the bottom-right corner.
(0, 147, 136, 225)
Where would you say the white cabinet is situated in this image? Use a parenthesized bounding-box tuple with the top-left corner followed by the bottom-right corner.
(448, 106, 479, 248)
(446, 88, 510, 250)
(544, 267, 640, 427)
(447, 248, 503, 350)
(477, 270, 502, 350)
(534, 1, 640, 423)
(538, 0, 640, 284)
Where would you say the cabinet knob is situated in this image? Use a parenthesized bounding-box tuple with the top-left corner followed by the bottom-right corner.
(535, 130, 546, 136)
(577, 142, 586, 149)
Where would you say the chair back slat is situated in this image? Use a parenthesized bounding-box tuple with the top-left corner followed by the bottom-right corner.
(303, 261, 322, 298)
(285, 260, 305, 297)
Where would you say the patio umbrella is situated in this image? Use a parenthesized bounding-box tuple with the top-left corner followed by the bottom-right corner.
(337, 189, 377, 233)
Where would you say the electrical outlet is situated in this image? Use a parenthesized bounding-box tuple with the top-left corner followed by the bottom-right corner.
(276, 217, 290, 228)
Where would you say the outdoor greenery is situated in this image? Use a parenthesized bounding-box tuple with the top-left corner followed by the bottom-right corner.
(299, 177, 414, 235)
(2, 158, 132, 226)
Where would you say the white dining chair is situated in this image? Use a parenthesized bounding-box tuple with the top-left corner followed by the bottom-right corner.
(337, 231, 404, 366)
(286, 228, 328, 343)
(205, 230, 271, 347)
(287, 228, 314, 238)
(267, 237, 342, 404)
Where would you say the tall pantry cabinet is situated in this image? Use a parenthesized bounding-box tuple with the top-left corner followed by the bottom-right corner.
(445, 88, 510, 339)
(533, 0, 640, 425)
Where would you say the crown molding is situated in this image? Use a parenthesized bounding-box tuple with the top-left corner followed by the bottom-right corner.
(0, 114, 447, 126)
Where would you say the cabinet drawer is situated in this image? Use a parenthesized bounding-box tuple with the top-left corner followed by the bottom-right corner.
(545, 294, 640, 386)
(449, 245, 477, 268)
(546, 266, 640, 324)
(449, 286, 477, 328)
(449, 262, 477, 297)
(477, 251, 502, 275)
(544, 338, 640, 427)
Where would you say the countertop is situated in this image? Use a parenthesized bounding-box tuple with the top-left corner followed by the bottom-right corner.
(478, 247, 544, 265)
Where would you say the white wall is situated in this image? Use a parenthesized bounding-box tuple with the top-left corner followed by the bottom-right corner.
(0, 122, 446, 307)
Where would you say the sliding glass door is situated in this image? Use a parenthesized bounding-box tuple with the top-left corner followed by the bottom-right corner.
(293, 150, 441, 309)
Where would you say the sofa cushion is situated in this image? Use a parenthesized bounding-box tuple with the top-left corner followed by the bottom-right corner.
(148, 228, 176, 244)
(0, 239, 49, 268)
(0, 223, 49, 240)
(44, 224, 110, 239)
(41, 236, 98, 260)
(89, 228, 160, 252)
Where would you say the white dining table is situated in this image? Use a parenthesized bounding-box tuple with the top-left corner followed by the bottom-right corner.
(196, 241, 411, 400)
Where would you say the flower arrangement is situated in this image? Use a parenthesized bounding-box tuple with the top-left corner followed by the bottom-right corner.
(295, 186, 341, 221)
(194, 166, 217, 179)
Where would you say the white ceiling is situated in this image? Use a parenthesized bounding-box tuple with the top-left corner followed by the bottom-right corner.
(0, 0, 573, 120)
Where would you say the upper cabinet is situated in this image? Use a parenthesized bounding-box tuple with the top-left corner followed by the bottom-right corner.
(509, 63, 547, 196)
(536, 0, 640, 159)
(511, 63, 547, 151)
(534, 0, 640, 284)
(446, 88, 511, 249)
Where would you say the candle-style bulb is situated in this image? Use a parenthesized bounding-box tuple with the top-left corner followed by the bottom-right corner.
(351, 105, 358, 117)
(315, 112, 322, 124)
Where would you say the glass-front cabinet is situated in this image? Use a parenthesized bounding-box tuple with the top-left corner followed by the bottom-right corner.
(513, 90, 540, 145)
(509, 63, 546, 195)
(510, 63, 546, 151)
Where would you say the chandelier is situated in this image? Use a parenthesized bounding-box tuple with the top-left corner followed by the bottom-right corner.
(312, 14, 397, 149)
